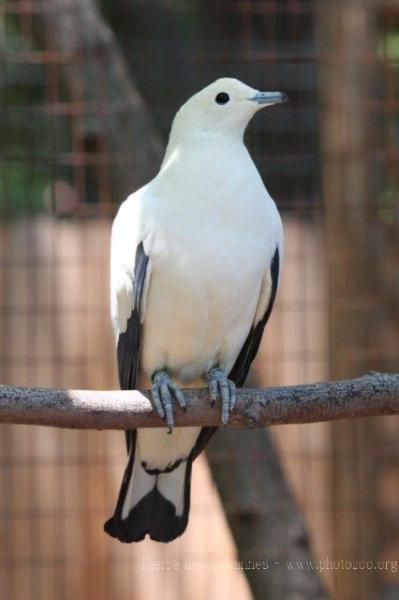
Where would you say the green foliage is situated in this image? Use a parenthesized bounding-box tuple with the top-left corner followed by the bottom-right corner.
(0, 13, 71, 215)
(375, 28, 399, 226)
(0, 161, 48, 214)
(378, 29, 399, 63)
(375, 181, 399, 227)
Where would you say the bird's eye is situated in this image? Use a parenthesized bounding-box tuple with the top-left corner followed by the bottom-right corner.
(215, 92, 229, 105)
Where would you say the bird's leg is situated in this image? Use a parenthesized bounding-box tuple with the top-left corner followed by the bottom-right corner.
(151, 370, 186, 433)
(207, 368, 237, 425)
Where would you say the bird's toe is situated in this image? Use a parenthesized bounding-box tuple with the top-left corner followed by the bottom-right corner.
(151, 379, 165, 419)
(207, 368, 236, 424)
(208, 376, 218, 406)
(151, 370, 185, 432)
(229, 380, 237, 412)
(170, 381, 186, 411)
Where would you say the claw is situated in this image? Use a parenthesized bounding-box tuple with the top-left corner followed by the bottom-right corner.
(170, 381, 186, 411)
(151, 381, 165, 419)
(161, 382, 173, 433)
(151, 370, 185, 432)
(207, 368, 236, 425)
(209, 377, 218, 406)
(229, 380, 237, 412)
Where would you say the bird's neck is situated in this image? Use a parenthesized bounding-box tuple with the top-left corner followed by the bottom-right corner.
(159, 130, 248, 176)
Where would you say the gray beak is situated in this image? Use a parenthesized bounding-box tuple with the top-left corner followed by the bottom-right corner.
(248, 91, 289, 105)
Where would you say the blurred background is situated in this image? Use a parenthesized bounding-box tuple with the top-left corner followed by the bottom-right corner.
(0, 1, 398, 599)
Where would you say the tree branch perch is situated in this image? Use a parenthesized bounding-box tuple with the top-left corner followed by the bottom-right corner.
(0, 372, 397, 430)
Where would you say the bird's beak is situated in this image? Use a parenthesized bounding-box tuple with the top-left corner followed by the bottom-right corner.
(248, 91, 289, 105)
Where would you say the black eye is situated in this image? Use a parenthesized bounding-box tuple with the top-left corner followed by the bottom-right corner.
(215, 92, 229, 105)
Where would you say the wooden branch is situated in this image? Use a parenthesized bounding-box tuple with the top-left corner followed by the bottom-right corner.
(0, 372, 397, 430)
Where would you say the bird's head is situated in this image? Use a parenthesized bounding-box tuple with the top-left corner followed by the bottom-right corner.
(169, 78, 288, 144)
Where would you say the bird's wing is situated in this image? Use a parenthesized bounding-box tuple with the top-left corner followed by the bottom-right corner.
(110, 199, 151, 389)
(115, 241, 149, 391)
(228, 244, 280, 387)
(110, 203, 151, 449)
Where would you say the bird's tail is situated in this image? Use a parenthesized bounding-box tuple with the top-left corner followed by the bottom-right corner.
(104, 434, 193, 543)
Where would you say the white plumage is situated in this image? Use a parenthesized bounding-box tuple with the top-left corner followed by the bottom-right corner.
(105, 78, 285, 543)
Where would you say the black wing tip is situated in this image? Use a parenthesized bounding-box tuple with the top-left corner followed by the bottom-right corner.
(228, 245, 280, 387)
(117, 242, 149, 391)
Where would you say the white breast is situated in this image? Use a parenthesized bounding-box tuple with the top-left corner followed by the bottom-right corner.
(139, 143, 281, 384)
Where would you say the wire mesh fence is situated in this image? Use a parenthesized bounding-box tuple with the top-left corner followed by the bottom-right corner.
(0, 1, 398, 599)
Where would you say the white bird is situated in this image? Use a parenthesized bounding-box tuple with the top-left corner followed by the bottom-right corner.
(104, 78, 286, 543)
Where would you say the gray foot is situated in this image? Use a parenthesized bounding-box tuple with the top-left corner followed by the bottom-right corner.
(207, 368, 237, 425)
(151, 370, 186, 433)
